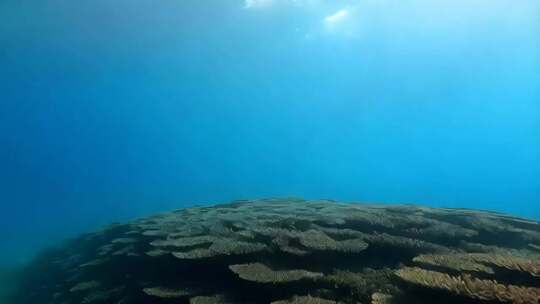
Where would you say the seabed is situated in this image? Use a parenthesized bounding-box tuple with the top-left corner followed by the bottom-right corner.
(11, 198, 540, 304)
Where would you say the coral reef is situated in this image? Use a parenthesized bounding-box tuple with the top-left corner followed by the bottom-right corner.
(229, 263, 323, 283)
(143, 287, 194, 298)
(189, 295, 228, 304)
(271, 295, 336, 304)
(371, 293, 394, 304)
(413, 253, 540, 277)
(70, 281, 102, 292)
(12, 198, 540, 304)
(396, 267, 540, 303)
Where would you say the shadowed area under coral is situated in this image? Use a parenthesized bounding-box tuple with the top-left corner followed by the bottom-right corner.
(12, 198, 540, 304)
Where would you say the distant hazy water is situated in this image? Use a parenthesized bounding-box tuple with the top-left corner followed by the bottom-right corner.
(1, 0, 539, 272)
(0, 267, 18, 303)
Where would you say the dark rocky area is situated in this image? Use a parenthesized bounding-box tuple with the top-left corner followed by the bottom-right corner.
(11, 198, 540, 304)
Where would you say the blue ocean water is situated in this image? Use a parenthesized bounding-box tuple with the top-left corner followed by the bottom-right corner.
(0, 0, 538, 272)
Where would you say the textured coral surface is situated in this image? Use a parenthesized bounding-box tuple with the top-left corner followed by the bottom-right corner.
(12, 198, 540, 304)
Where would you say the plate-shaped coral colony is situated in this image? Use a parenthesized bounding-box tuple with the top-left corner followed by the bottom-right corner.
(13, 198, 540, 304)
